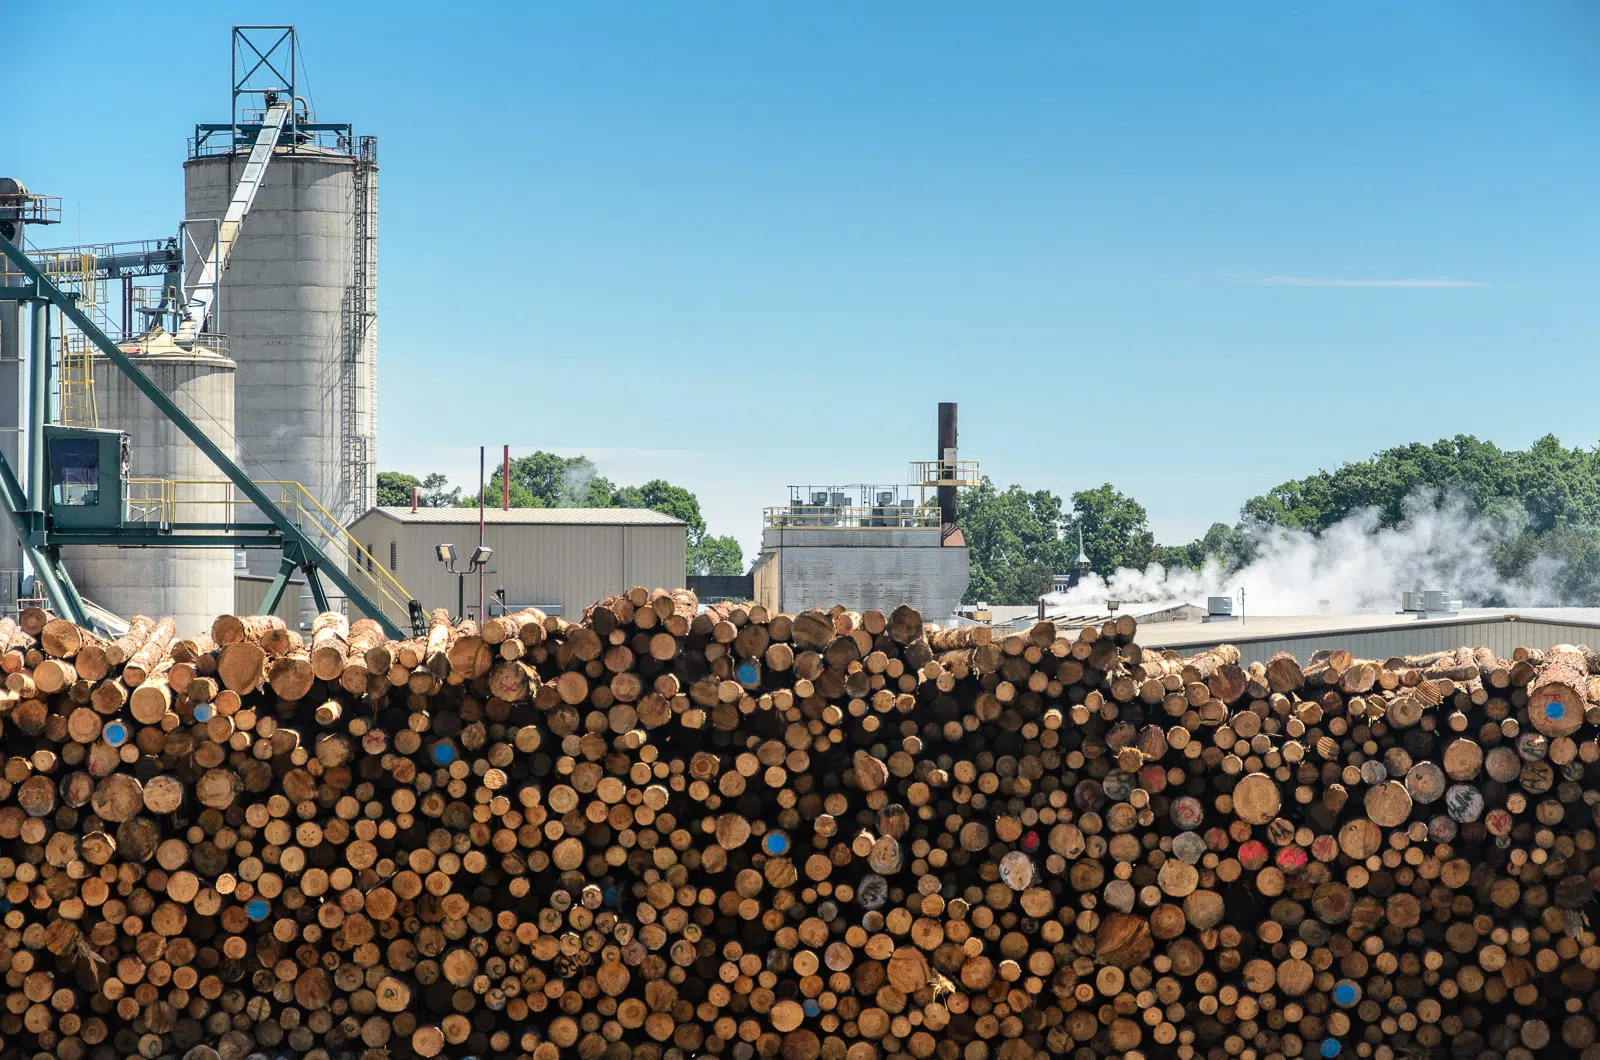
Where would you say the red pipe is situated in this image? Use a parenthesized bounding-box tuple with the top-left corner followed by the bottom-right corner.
(411, 486, 418, 513)
(479, 446, 486, 621)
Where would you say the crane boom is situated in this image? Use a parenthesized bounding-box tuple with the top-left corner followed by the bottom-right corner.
(175, 99, 290, 346)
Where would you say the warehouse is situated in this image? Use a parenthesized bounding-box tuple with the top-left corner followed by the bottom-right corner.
(347, 506, 686, 627)
(1131, 607, 1600, 665)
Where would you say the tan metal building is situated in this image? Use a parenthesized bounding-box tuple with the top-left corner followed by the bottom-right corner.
(346, 507, 686, 627)
(235, 574, 304, 627)
(1126, 608, 1600, 666)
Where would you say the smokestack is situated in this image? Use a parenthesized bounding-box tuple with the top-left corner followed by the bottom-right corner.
(411, 486, 418, 513)
(937, 402, 958, 535)
(503, 445, 510, 510)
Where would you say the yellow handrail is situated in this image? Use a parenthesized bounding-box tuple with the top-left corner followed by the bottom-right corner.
(124, 477, 414, 618)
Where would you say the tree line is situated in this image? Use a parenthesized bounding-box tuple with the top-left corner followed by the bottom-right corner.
(959, 434, 1600, 605)
(377, 453, 743, 576)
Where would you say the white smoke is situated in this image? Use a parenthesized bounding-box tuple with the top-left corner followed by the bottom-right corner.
(1048, 491, 1569, 616)
(561, 460, 598, 505)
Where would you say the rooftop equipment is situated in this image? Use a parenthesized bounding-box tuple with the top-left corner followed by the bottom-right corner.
(174, 96, 292, 346)
(0, 212, 413, 637)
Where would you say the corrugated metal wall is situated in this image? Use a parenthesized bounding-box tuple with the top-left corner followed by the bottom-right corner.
(1143, 619, 1600, 666)
(752, 552, 780, 614)
(234, 575, 305, 628)
(348, 516, 687, 624)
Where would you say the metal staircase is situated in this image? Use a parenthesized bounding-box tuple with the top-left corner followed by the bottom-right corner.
(175, 98, 291, 346)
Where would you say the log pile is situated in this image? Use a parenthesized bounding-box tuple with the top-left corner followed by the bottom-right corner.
(1, 592, 1600, 1060)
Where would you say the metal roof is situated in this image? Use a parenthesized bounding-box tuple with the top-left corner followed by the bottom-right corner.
(357, 506, 686, 527)
(1137, 607, 1600, 650)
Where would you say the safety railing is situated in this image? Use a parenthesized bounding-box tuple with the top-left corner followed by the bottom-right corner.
(764, 505, 942, 530)
(123, 478, 413, 618)
(908, 459, 983, 490)
(0, 193, 60, 227)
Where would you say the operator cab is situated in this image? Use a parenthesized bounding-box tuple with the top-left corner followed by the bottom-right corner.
(44, 425, 128, 529)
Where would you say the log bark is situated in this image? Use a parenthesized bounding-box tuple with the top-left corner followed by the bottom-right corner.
(1528, 645, 1589, 737)
(0, 600, 1595, 1060)
(309, 611, 351, 681)
(122, 617, 175, 686)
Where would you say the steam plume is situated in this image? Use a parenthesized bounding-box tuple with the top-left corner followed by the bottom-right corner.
(1047, 492, 1567, 616)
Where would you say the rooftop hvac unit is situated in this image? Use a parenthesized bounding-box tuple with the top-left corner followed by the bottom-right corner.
(1204, 596, 1236, 622)
(1423, 590, 1460, 615)
(798, 490, 827, 527)
(829, 492, 848, 508)
(1400, 591, 1426, 613)
(877, 490, 895, 505)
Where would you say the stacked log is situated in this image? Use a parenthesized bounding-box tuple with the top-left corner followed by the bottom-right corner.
(2, 601, 1600, 1060)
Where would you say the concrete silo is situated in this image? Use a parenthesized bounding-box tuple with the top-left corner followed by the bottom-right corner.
(182, 138, 377, 624)
(65, 330, 237, 635)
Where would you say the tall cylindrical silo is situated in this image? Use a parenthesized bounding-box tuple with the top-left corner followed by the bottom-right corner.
(183, 142, 377, 627)
(65, 331, 237, 636)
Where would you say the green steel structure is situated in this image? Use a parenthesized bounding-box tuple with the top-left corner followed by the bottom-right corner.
(0, 235, 413, 638)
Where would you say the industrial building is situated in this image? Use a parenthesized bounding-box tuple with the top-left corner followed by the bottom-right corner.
(0, 27, 383, 635)
(347, 506, 687, 627)
(1135, 607, 1600, 665)
(753, 403, 974, 622)
(985, 592, 1600, 666)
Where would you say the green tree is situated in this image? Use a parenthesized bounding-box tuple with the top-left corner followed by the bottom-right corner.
(497, 452, 608, 507)
(1231, 433, 1600, 605)
(457, 469, 540, 509)
(1067, 484, 1157, 574)
(388, 454, 741, 577)
(377, 471, 420, 508)
(955, 477, 1072, 604)
(691, 535, 745, 576)
(418, 473, 460, 508)
(1161, 522, 1244, 570)
(611, 480, 709, 543)
(578, 475, 618, 508)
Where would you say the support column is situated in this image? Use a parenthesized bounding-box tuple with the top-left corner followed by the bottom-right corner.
(0, 230, 25, 611)
(27, 298, 47, 512)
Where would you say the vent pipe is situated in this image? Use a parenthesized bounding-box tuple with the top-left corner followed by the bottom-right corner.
(937, 402, 958, 533)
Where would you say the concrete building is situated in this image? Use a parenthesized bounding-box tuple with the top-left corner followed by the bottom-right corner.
(752, 402, 976, 622)
(753, 519, 970, 623)
(346, 507, 686, 627)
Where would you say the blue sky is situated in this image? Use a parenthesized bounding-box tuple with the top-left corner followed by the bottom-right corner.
(13, 3, 1600, 561)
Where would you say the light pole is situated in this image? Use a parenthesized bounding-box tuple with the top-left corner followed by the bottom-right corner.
(436, 543, 494, 622)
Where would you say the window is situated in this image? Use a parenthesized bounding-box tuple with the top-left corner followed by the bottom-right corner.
(363, 545, 374, 573)
(49, 438, 100, 507)
(389, 541, 397, 570)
